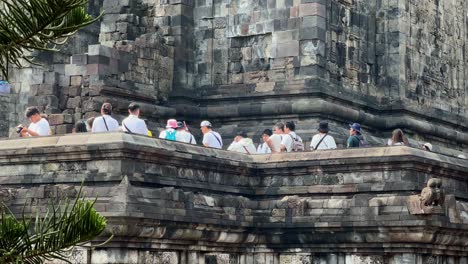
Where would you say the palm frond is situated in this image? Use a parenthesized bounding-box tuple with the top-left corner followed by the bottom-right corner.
(0, 0, 102, 79)
(0, 186, 110, 263)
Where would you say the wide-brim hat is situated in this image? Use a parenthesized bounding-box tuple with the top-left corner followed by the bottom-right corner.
(166, 119, 178, 129)
(318, 121, 329, 133)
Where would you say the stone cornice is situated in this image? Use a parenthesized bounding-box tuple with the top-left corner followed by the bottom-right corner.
(0, 133, 467, 254)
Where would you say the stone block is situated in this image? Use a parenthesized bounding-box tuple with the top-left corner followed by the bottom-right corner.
(299, 3, 326, 17)
(29, 84, 40, 96)
(48, 114, 73, 125)
(30, 95, 59, 109)
(70, 76, 83, 86)
(302, 15, 326, 30)
(64, 64, 87, 76)
(300, 27, 326, 40)
(32, 84, 57, 96)
(255, 82, 276, 92)
(300, 39, 325, 56)
(299, 65, 325, 77)
(274, 41, 299, 57)
(71, 54, 88, 65)
(68, 86, 82, 97)
(58, 75, 70, 87)
(43, 72, 59, 85)
(66, 97, 81, 109)
(54, 124, 73, 135)
(88, 85, 104, 96)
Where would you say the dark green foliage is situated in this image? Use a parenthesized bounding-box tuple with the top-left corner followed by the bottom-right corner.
(0, 0, 101, 79)
(0, 188, 109, 263)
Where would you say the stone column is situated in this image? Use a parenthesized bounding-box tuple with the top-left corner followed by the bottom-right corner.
(298, 0, 327, 79)
(375, 0, 407, 99)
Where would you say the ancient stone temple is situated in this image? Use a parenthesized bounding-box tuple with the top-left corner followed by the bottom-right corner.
(0, 0, 467, 263)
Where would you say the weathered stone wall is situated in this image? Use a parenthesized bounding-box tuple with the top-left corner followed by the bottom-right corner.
(0, 93, 11, 138)
(3, 0, 467, 150)
(191, 0, 467, 110)
(6, 1, 176, 135)
(0, 133, 467, 263)
(403, 0, 467, 113)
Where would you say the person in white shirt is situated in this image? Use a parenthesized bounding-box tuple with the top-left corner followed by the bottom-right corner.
(175, 121, 196, 144)
(310, 121, 337, 150)
(200, 120, 222, 149)
(227, 131, 257, 154)
(121, 102, 148, 136)
(267, 122, 284, 153)
(19, 106, 51, 137)
(280, 121, 303, 152)
(159, 119, 178, 140)
(92, 103, 119, 132)
(257, 129, 272, 154)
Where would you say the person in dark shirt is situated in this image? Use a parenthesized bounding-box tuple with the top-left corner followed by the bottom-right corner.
(347, 123, 366, 148)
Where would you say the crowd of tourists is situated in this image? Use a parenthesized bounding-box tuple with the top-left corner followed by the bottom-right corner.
(17, 103, 466, 158)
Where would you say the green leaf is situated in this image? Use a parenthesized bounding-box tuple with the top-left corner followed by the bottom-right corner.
(0, 0, 102, 79)
(0, 185, 111, 263)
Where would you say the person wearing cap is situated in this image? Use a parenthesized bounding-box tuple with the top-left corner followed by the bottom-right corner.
(421, 142, 432, 152)
(257, 129, 272, 154)
(310, 121, 337, 150)
(92, 103, 119, 132)
(175, 121, 196, 144)
(227, 131, 257, 154)
(121, 102, 149, 136)
(267, 122, 285, 153)
(347, 122, 369, 148)
(159, 119, 178, 141)
(200, 120, 223, 149)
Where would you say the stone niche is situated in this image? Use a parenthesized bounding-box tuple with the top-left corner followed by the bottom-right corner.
(0, 133, 467, 263)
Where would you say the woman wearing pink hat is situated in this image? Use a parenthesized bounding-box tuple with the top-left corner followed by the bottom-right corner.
(159, 119, 178, 141)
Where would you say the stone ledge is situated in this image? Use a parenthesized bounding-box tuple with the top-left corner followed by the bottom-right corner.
(0, 133, 467, 255)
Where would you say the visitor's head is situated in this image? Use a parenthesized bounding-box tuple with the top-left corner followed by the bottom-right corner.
(273, 122, 285, 134)
(200, 120, 212, 134)
(318, 121, 329, 133)
(73, 120, 88, 133)
(101, 103, 112, 115)
(349, 123, 361, 136)
(422, 142, 432, 152)
(166, 119, 178, 129)
(262, 129, 272, 142)
(176, 121, 185, 131)
(391, 129, 408, 145)
(25, 106, 41, 123)
(128, 102, 140, 116)
(285, 121, 295, 133)
(235, 131, 247, 142)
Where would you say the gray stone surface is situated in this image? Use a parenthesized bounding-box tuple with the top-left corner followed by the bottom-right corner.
(1, 0, 466, 153)
(1, 1, 467, 261)
(0, 133, 467, 263)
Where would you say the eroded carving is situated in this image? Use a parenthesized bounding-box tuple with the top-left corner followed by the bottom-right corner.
(421, 178, 445, 206)
(0, 188, 17, 206)
(407, 178, 445, 215)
